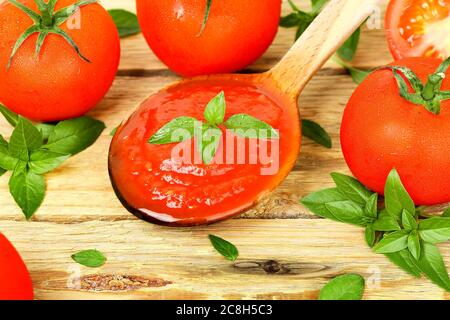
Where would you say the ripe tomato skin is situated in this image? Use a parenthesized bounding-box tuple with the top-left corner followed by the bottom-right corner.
(341, 57, 450, 205)
(0, 0, 120, 121)
(0, 233, 34, 300)
(136, 0, 281, 77)
(385, 0, 450, 59)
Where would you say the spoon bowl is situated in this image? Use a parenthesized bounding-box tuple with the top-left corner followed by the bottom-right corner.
(109, 0, 380, 226)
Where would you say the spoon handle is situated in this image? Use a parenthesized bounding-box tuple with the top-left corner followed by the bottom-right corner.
(269, 0, 380, 98)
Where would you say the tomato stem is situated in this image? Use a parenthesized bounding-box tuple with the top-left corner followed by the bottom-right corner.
(6, 0, 97, 69)
(422, 74, 443, 101)
(197, 0, 212, 37)
(381, 56, 450, 115)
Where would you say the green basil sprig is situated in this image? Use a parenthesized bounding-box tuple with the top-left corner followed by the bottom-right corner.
(319, 274, 365, 300)
(281, 0, 360, 60)
(333, 56, 372, 84)
(108, 9, 140, 38)
(301, 119, 332, 149)
(443, 207, 450, 218)
(0, 104, 105, 219)
(281, 0, 370, 84)
(208, 234, 239, 262)
(71, 249, 106, 268)
(148, 91, 279, 165)
(302, 168, 450, 292)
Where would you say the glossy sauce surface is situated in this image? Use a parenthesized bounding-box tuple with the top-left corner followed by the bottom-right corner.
(109, 77, 300, 226)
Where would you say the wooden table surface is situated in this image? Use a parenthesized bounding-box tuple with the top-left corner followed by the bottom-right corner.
(0, 0, 449, 300)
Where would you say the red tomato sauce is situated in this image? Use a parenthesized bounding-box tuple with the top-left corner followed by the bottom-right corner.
(109, 76, 300, 226)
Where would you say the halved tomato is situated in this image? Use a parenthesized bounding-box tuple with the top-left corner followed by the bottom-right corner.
(386, 0, 450, 59)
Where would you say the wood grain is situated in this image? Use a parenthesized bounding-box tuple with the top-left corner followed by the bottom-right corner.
(1, 219, 449, 300)
(0, 0, 448, 300)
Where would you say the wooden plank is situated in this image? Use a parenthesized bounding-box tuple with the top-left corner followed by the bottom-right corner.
(1, 219, 449, 300)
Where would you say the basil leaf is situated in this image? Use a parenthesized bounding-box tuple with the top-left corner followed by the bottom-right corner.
(373, 210, 401, 231)
(45, 116, 105, 155)
(225, 114, 279, 139)
(204, 91, 226, 125)
(416, 242, 450, 292)
(35, 123, 55, 141)
(279, 4, 315, 41)
(9, 167, 45, 220)
(0, 137, 6, 176)
(443, 207, 450, 217)
(337, 27, 361, 61)
(319, 274, 365, 300)
(149, 117, 198, 145)
(373, 230, 409, 254)
(334, 56, 371, 84)
(0, 103, 19, 127)
(347, 67, 372, 84)
(288, 0, 300, 11)
(108, 9, 140, 38)
(9, 116, 43, 161)
(71, 249, 106, 268)
(418, 217, 450, 244)
(365, 224, 376, 248)
(301, 119, 332, 148)
(325, 200, 369, 226)
(29, 149, 70, 175)
(301, 188, 349, 222)
(279, 12, 301, 28)
(385, 249, 421, 278)
(195, 125, 222, 165)
(0, 134, 19, 171)
(0, 135, 7, 152)
(365, 193, 378, 219)
(110, 124, 121, 137)
(331, 172, 372, 205)
(208, 234, 239, 262)
(402, 209, 417, 231)
(384, 169, 416, 220)
(408, 231, 421, 260)
(311, 0, 328, 13)
(295, 18, 313, 40)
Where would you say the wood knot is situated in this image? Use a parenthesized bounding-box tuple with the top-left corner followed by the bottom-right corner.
(261, 260, 289, 274)
(79, 274, 172, 292)
(233, 260, 337, 278)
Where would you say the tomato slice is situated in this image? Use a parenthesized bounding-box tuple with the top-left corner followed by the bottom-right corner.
(109, 76, 300, 226)
(0, 233, 34, 300)
(386, 0, 450, 59)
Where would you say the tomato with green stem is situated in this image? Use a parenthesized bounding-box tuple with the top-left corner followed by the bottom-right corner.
(0, 0, 120, 121)
(386, 0, 450, 59)
(135, 0, 281, 77)
(341, 57, 450, 205)
(0, 233, 33, 300)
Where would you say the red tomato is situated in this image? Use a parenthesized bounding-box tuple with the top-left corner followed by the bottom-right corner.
(109, 77, 300, 226)
(136, 0, 281, 77)
(386, 0, 450, 59)
(341, 57, 450, 205)
(0, 0, 120, 121)
(0, 233, 33, 300)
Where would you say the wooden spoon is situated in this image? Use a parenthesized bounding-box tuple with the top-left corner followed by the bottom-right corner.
(109, 0, 380, 226)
